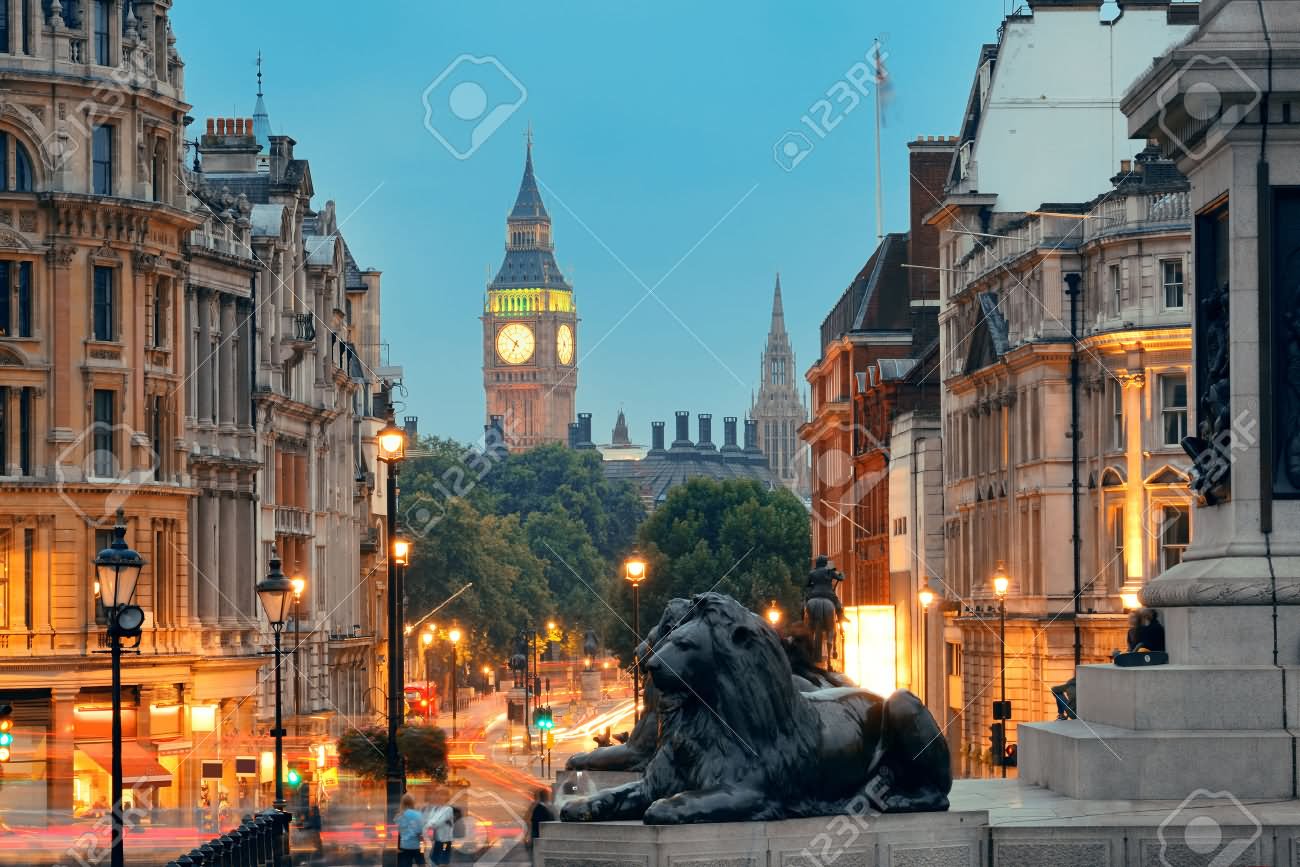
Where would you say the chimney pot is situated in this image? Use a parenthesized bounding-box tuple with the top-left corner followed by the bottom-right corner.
(206, 118, 215, 135)
(651, 421, 667, 453)
(216, 118, 225, 135)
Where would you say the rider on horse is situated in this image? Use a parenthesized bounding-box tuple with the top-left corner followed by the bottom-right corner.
(805, 555, 847, 623)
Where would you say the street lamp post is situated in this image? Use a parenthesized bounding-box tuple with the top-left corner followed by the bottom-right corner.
(918, 588, 935, 710)
(992, 561, 1010, 779)
(623, 552, 648, 723)
(376, 409, 407, 841)
(448, 627, 462, 738)
(94, 510, 145, 867)
(257, 548, 294, 811)
(766, 602, 782, 628)
(291, 577, 305, 739)
(421, 629, 435, 723)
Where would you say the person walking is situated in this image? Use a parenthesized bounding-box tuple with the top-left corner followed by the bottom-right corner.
(424, 786, 455, 866)
(526, 788, 555, 852)
(396, 792, 427, 867)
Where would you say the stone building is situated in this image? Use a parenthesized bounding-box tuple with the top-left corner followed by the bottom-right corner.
(929, 0, 1196, 774)
(0, 6, 394, 820)
(750, 275, 809, 499)
(482, 137, 577, 450)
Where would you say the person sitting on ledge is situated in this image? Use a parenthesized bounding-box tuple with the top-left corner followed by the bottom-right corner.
(1135, 607, 1165, 653)
(1051, 677, 1077, 720)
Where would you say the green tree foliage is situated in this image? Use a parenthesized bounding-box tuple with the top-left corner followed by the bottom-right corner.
(616, 477, 810, 661)
(337, 725, 448, 782)
(398, 436, 645, 663)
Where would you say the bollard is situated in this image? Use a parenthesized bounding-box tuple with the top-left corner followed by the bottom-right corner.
(255, 814, 272, 864)
(174, 856, 196, 867)
(229, 827, 246, 867)
(198, 842, 217, 867)
(218, 834, 237, 867)
(188, 847, 208, 866)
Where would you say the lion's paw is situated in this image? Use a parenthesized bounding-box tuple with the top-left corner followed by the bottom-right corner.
(643, 798, 682, 825)
(560, 800, 594, 822)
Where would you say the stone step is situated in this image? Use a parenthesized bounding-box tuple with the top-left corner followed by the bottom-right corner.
(1076, 663, 1287, 730)
(1018, 720, 1298, 800)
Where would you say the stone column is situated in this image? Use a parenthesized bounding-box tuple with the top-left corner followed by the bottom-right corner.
(236, 301, 253, 429)
(218, 297, 236, 430)
(48, 687, 78, 814)
(196, 492, 218, 626)
(195, 289, 213, 425)
(1120, 372, 1146, 598)
(219, 491, 238, 628)
(47, 247, 75, 445)
(236, 493, 254, 623)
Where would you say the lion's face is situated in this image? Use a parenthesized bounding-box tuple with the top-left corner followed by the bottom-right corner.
(644, 615, 717, 695)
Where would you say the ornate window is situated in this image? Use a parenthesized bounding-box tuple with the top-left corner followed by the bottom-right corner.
(92, 388, 116, 476)
(1110, 378, 1124, 450)
(1108, 263, 1122, 316)
(0, 132, 36, 193)
(0, 261, 33, 337)
(92, 265, 114, 340)
(92, 124, 113, 196)
(1160, 373, 1188, 446)
(1160, 506, 1190, 573)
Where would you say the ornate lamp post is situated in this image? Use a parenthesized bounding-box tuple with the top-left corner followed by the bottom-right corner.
(94, 511, 145, 867)
(918, 588, 935, 710)
(448, 627, 462, 738)
(421, 628, 435, 722)
(992, 561, 1010, 779)
(375, 408, 407, 839)
(257, 548, 294, 811)
(766, 602, 782, 627)
(291, 576, 305, 738)
(623, 552, 647, 723)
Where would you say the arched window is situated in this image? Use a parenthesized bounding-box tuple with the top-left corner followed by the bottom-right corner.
(0, 133, 36, 193)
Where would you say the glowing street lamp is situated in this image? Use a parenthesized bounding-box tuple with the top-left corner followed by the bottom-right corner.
(393, 539, 410, 567)
(766, 603, 782, 626)
(623, 551, 648, 723)
(256, 548, 293, 812)
(375, 406, 408, 833)
(992, 560, 1010, 778)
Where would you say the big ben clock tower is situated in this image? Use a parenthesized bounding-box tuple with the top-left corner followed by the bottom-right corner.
(482, 135, 578, 450)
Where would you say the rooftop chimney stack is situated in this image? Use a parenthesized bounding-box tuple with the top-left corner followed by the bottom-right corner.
(650, 421, 667, 454)
(721, 416, 743, 459)
(567, 422, 580, 450)
(671, 411, 692, 450)
(198, 115, 262, 174)
(575, 413, 595, 449)
(696, 414, 716, 451)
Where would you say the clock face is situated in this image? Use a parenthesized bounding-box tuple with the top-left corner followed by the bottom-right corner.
(496, 322, 535, 365)
(556, 324, 574, 365)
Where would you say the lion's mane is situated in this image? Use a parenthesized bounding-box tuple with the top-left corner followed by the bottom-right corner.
(642, 593, 826, 818)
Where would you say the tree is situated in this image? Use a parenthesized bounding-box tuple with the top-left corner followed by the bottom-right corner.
(337, 725, 448, 782)
(617, 478, 809, 661)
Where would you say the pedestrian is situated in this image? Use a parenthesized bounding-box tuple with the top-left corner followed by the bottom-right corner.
(424, 786, 455, 866)
(395, 792, 427, 867)
(526, 788, 555, 852)
(1135, 608, 1166, 652)
(1050, 677, 1077, 720)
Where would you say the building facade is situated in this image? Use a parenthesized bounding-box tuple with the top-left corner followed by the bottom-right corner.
(930, 0, 1196, 772)
(750, 275, 809, 500)
(0, 5, 394, 820)
(482, 138, 577, 451)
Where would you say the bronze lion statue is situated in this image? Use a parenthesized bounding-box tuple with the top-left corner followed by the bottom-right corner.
(561, 593, 951, 824)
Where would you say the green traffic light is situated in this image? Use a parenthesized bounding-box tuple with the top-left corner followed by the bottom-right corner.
(0, 733, 11, 747)
(287, 768, 301, 787)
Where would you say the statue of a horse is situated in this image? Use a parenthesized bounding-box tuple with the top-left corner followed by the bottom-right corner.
(803, 596, 838, 664)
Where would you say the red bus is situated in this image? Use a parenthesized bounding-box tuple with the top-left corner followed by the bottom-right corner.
(404, 683, 438, 721)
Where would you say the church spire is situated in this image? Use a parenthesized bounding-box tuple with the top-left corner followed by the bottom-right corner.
(770, 272, 786, 336)
(252, 51, 272, 151)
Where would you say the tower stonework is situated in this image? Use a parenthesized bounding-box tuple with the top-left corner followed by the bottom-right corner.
(751, 274, 810, 498)
(481, 137, 578, 450)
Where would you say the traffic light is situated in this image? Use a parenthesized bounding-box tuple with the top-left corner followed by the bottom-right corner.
(0, 704, 12, 762)
(989, 723, 1005, 766)
(533, 705, 554, 731)
(286, 766, 302, 788)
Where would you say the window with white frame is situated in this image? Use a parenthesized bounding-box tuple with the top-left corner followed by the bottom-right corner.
(1160, 505, 1190, 572)
(1161, 373, 1188, 446)
(1110, 378, 1124, 450)
(1109, 264, 1122, 316)
(1162, 259, 1185, 309)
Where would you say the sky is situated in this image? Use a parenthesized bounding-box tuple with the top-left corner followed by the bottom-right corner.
(172, 0, 1014, 445)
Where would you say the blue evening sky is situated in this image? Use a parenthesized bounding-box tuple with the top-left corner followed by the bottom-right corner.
(173, 0, 1013, 445)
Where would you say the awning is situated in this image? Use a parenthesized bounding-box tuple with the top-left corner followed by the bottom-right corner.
(76, 741, 173, 787)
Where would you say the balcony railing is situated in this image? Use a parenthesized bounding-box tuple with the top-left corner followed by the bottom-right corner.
(274, 506, 311, 536)
(1083, 190, 1190, 242)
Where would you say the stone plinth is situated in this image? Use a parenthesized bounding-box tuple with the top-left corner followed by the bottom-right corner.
(534, 811, 989, 867)
(581, 671, 602, 702)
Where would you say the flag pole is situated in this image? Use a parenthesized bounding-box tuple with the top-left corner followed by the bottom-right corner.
(874, 37, 885, 242)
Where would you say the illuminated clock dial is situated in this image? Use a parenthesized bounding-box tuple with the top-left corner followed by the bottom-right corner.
(556, 324, 574, 365)
(496, 322, 535, 365)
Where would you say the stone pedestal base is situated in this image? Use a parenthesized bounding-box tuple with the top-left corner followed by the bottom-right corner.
(581, 671, 602, 702)
(1020, 661, 1300, 800)
(534, 811, 989, 867)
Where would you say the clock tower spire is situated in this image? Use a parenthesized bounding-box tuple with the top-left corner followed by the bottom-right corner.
(482, 134, 578, 450)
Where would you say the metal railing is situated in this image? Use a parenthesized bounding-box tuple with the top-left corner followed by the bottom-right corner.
(165, 809, 290, 866)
